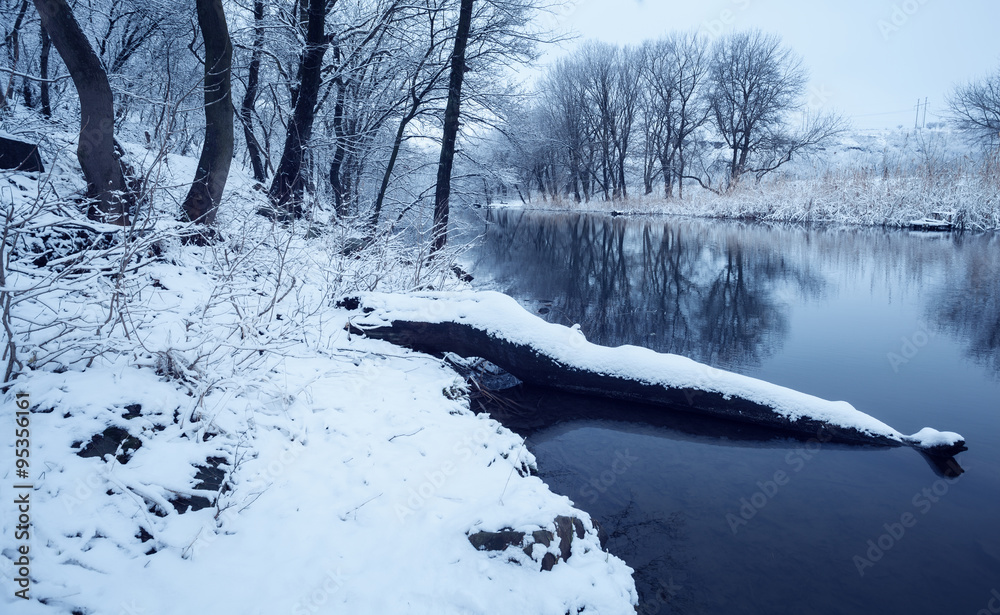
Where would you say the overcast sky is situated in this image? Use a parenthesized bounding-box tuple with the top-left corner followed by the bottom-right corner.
(534, 0, 1000, 129)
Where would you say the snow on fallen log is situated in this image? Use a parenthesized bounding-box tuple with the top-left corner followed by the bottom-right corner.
(340, 291, 966, 458)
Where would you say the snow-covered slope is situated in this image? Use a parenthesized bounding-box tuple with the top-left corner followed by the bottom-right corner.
(0, 137, 637, 614)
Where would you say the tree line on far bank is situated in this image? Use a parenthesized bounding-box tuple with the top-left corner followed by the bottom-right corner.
(496, 29, 1000, 205)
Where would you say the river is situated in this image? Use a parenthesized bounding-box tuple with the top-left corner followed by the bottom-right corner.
(457, 208, 1000, 615)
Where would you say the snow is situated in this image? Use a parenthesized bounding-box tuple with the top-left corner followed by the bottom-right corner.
(908, 217, 954, 230)
(350, 290, 964, 448)
(4, 359, 635, 614)
(0, 137, 637, 613)
(904, 427, 965, 449)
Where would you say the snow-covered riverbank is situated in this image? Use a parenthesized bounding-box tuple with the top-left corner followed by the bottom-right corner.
(1, 145, 637, 613)
(520, 169, 1000, 231)
(515, 129, 1000, 231)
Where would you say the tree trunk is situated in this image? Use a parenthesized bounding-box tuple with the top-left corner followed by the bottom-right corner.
(729, 143, 740, 188)
(617, 158, 628, 200)
(660, 155, 673, 199)
(266, 0, 330, 219)
(329, 45, 349, 216)
(371, 111, 411, 227)
(39, 23, 51, 118)
(3, 0, 29, 105)
(571, 166, 582, 203)
(677, 149, 685, 200)
(34, 0, 129, 223)
(431, 0, 474, 253)
(600, 146, 611, 201)
(239, 0, 266, 183)
(182, 0, 234, 228)
(731, 134, 751, 188)
(642, 154, 654, 196)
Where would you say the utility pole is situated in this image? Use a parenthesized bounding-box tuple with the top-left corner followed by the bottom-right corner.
(922, 97, 928, 129)
(915, 98, 920, 130)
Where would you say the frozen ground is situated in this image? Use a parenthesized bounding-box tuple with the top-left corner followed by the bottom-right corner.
(0, 136, 637, 614)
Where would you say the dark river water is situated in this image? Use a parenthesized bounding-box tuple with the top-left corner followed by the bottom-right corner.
(457, 208, 1000, 615)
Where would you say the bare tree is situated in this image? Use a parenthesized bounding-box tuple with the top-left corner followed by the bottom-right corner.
(238, 0, 267, 182)
(744, 111, 845, 183)
(92, 0, 163, 77)
(370, 0, 454, 226)
(580, 43, 615, 200)
(666, 33, 711, 199)
(266, 0, 335, 219)
(637, 42, 670, 197)
(34, 0, 130, 223)
(371, 0, 546, 226)
(327, 42, 351, 216)
(538, 58, 592, 202)
(949, 66, 1000, 149)
(182, 0, 234, 229)
(1, 0, 30, 108)
(39, 21, 52, 117)
(708, 30, 807, 188)
(610, 45, 639, 200)
(431, 0, 474, 252)
(321, 0, 409, 218)
(574, 42, 639, 201)
(639, 33, 712, 199)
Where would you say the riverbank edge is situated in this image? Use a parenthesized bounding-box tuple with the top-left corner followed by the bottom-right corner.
(497, 172, 1000, 231)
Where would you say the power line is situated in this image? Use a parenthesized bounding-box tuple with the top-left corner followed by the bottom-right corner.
(848, 108, 919, 119)
(840, 101, 950, 125)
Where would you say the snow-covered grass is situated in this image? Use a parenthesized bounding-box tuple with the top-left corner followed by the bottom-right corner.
(1, 134, 637, 613)
(658, 159, 998, 230)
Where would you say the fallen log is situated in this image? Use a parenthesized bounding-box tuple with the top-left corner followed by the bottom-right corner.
(341, 291, 966, 458)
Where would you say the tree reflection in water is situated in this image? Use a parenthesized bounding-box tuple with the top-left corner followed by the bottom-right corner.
(468, 209, 826, 371)
(928, 233, 1000, 377)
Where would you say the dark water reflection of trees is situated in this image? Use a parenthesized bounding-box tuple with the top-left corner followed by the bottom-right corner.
(928, 233, 1000, 377)
(463, 209, 1000, 378)
(466, 209, 826, 371)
